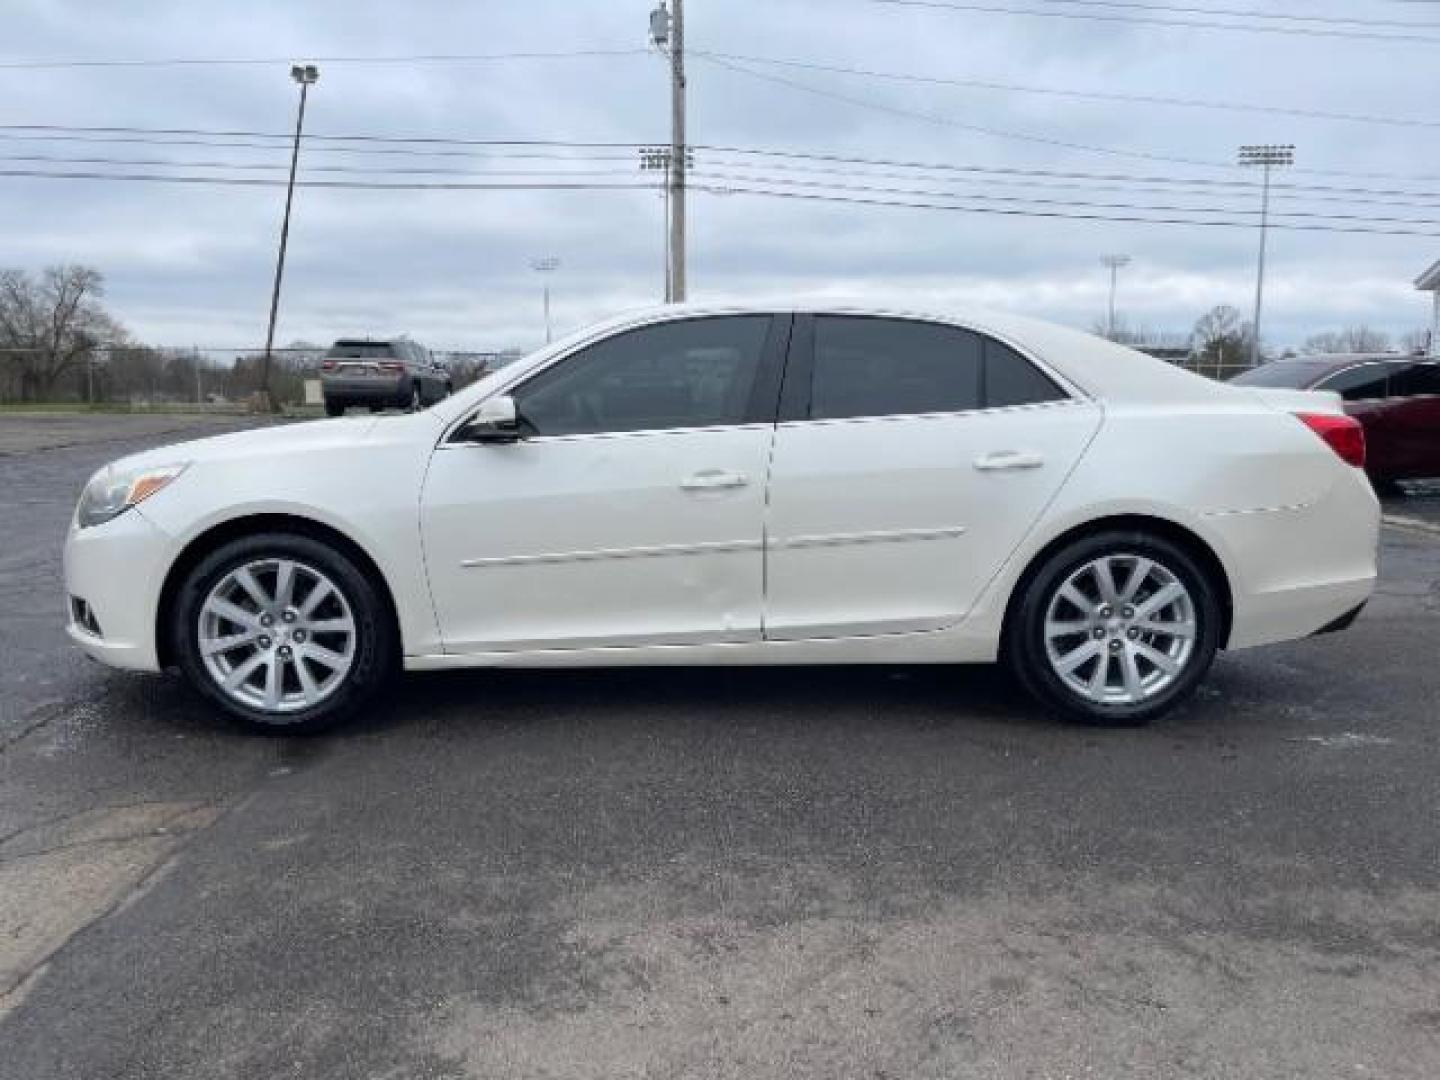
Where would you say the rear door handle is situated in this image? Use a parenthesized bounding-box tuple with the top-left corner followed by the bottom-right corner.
(974, 451, 1044, 472)
(681, 469, 749, 491)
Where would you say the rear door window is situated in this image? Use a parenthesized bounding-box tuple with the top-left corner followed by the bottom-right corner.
(1387, 363, 1440, 398)
(809, 316, 982, 420)
(983, 339, 1066, 408)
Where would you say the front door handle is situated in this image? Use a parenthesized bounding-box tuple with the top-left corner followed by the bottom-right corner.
(974, 451, 1044, 472)
(681, 469, 749, 491)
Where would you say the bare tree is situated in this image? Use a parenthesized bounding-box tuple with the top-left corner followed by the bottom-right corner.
(1303, 325, 1392, 355)
(1191, 305, 1253, 373)
(0, 265, 126, 401)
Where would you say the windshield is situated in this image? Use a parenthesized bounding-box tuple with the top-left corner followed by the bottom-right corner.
(327, 341, 396, 359)
(1228, 361, 1326, 388)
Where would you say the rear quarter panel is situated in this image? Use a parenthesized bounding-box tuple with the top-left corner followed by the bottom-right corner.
(951, 397, 1378, 656)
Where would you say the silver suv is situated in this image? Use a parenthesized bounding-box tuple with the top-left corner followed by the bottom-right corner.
(320, 338, 452, 416)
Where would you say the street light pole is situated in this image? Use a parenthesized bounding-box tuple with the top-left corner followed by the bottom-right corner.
(1100, 254, 1130, 341)
(531, 257, 560, 343)
(1238, 144, 1294, 369)
(260, 63, 319, 412)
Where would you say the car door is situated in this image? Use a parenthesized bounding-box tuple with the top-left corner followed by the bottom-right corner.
(1379, 362, 1440, 480)
(763, 314, 1101, 640)
(420, 314, 788, 653)
(1316, 361, 1401, 478)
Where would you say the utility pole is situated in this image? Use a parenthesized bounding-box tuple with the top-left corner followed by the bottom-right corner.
(261, 63, 319, 412)
(1100, 254, 1130, 341)
(1238, 144, 1293, 369)
(532, 257, 560, 343)
(650, 1, 686, 302)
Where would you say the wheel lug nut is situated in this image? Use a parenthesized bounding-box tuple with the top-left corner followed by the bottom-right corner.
(1109, 640, 1122, 652)
(1122, 606, 1135, 618)
(282, 610, 296, 623)
(292, 629, 306, 643)
(260, 614, 273, 627)
(278, 645, 292, 659)
(1127, 627, 1139, 639)
(1100, 606, 1112, 618)
(1092, 627, 1105, 640)
(258, 636, 271, 649)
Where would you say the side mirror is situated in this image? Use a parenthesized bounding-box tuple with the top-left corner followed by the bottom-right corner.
(460, 394, 521, 443)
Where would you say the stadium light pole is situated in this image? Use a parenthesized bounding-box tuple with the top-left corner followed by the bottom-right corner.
(531, 257, 560, 343)
(1100, 254, 1130, 341)
(260, 63, 318, 412)
(1238, 144, 1294, 369)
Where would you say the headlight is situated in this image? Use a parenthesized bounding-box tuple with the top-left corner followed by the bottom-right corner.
(76, 462, 190, 528)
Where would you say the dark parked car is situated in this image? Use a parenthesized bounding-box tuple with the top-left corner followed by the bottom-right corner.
(319, 338, 452, 416)
(1231, 355, 1440, 488)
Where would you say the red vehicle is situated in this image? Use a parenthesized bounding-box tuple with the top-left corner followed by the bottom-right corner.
(1232, 355, 1440, 489)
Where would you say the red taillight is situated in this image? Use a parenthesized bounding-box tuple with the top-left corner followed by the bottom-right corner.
(1297, 412, 1365, 469)
(320, 360, 335, 371)
(378, 361, 404, 373)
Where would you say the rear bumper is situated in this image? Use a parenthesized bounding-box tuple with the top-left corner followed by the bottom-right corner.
(1215, 467, 1380, 650)
(321, 376, 406, 402)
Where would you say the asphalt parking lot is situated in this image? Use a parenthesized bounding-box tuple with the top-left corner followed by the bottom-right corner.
(2, 412, 1438, 1079)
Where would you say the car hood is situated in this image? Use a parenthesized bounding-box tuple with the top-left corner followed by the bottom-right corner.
(101, 414, 430, 474)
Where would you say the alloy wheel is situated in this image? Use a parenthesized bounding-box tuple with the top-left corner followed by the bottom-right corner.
(197, 557, 357, 714)
(1042, 553, 1197, 706)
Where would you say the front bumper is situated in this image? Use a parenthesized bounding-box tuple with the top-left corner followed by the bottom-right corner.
(63, 508, 176, 672)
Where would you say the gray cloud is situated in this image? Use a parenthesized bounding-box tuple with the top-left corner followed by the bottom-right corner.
(2, 0, 1436, 352)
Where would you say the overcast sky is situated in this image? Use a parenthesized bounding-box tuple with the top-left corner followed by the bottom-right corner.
(3, 0, 1438, 352)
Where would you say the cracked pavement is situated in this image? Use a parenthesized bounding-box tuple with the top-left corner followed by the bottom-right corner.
(1, 413, 1438, 1078)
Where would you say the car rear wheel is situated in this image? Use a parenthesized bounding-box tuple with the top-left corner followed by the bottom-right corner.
(172, 532, 396, 733)
(324, 400, 345, 417)
(1005, 530, 1221, 726)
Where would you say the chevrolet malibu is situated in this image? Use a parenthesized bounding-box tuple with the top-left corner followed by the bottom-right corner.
(64, 303, 1379, 732)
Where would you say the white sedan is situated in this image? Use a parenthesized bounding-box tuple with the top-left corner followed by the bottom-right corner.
(64, 303, 1378, 732)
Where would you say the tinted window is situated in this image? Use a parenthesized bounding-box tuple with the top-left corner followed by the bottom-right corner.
(1388, 363, 1440, 398)
(327, 341, 396, 360)
(1317, 364, 1392, 401)
(514, 316, 770, 436)
(810, 317, 981, 420)
(984, 339, 1066, 408)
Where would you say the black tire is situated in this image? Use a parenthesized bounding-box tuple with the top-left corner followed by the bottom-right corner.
(1004, 530, 1221, 726)
(171, 532, 397, 734)
(324, 400, 345, 417)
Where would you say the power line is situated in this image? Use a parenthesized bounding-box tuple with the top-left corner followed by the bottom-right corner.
(6, 163, 1438, 237)
(10, 150, 1440, 214)
(4, 121, 1438, 188)
(694, 52, 1231, 170)
(866, 0, 1440, 43)
(0, 49, 650, 71)
(692, 182, 1440, 238)
(1025, 0, 1440, 31)
(692, 169, 1440, 227)
(0, 169, 658, 192)
(694, 58, 1440, 184)
(694, 49, 1440, 130)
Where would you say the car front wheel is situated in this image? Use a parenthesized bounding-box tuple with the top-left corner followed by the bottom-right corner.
(1005, 530, 1221, 726)
(172, 532, 396, 733)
